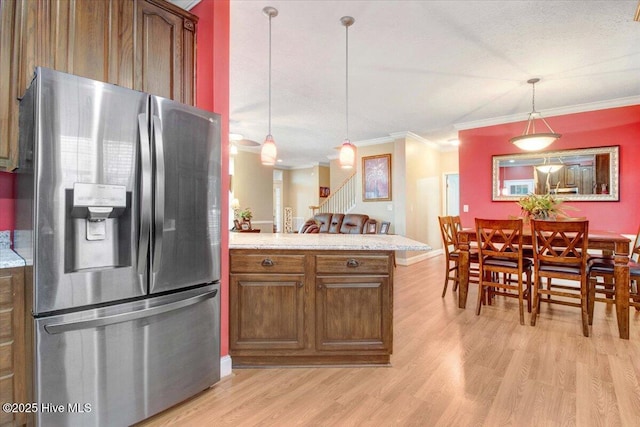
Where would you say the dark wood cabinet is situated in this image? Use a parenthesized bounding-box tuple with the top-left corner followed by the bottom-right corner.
(230, 273, 306, 350)
(229, 249, 394, 367)
(0, 267, 26, 427)
(315, 275, 391, 352)
(536, 164, 594, 195)
(0, 0, 197, 170)
(135, 0, 196, 104)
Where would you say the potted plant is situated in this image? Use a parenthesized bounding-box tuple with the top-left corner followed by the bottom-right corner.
(240, 208, 253, 229)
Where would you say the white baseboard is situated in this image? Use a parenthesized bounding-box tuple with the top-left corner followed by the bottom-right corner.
(220, 355, 232, 378)
(396, 249, 442, 266)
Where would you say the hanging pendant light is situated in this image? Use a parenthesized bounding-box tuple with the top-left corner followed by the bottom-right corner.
(535, 157, 563, 173)
(261, 6, 278, 166)
(339, 16, 356, 169)
(510, 78, 561, 151)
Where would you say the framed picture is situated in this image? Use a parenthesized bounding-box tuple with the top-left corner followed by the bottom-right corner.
(379, 221, 390, 234)
(233, 219, 241, 230)
(362, 154, 392, 202)
(366, 221, 377, 234)
(319, 186, 330, 198)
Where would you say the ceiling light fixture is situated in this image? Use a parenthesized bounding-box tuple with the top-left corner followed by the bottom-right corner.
(260, 6, 278, 166)
(339, 16, 356, 169)
(510, 78, 561, 151)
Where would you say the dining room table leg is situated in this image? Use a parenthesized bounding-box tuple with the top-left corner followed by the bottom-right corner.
(614, 247, 630, 339)
(458, 231, 470, 309)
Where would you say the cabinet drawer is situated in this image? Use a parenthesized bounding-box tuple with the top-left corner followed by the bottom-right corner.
(231, 254, 305, 274)
(316, 255, 390, 274)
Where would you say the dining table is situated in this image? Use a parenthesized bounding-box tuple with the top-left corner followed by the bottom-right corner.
(456, 227, 632, 339)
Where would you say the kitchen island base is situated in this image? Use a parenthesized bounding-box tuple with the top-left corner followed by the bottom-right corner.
(230, 249, 394, 367)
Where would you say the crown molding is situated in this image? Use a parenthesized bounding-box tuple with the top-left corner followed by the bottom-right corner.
(454, 96, 640, 131)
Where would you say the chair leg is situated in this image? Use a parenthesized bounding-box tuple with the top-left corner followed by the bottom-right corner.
(587, 277, 596, 325)
(526, 270, 532, 313)
(453, 265, 459, 292)
(518, 277, 525, 325)
(581, 277, 590, 337)
(531, 276, 540, 326)
(476, 281, 484, 316)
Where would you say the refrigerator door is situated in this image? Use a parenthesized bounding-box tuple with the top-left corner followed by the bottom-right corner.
(148, 96, 221, 294)
(34, 284, 220, 427)
(17, 68, 149, 314)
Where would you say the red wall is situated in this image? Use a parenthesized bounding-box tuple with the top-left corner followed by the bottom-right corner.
(191, 0, 230, 357)
(0, 172, 15, 239)
(459, 105, 640, 234)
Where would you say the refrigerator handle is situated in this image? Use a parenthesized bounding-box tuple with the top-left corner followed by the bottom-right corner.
(43, 289, 218, 334)
(137, 113, 152, 275)
(152, 116, 165, 273)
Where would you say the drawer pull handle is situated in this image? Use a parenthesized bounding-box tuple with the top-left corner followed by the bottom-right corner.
(346, 259, 359, 268)
(261, 258, 274, 267)
(298, 282, 303, 288)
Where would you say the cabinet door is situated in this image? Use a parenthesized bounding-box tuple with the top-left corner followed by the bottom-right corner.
(135, 0, 196, 104)
(580, 166, 594, 194)
(230, 274, 305, 350)
(0, 267, 26, 426)
(48, 0, 132, 86)
(315, 275, 391, 352)
(564, 164, 580, 187)
(0, 0, 20, 169)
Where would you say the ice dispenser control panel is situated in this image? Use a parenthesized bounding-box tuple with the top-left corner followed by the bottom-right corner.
(71, 183, 127, 241)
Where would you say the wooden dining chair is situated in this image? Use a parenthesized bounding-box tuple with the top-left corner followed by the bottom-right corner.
(439, 216, 479, 298)
(588, 224, 640, 325)
(475, 218, 532, 325)
(439, 216, 460, 297)
(530, 219, 590, 336)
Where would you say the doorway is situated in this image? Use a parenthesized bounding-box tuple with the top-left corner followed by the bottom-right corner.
(444, 173, 460, 216)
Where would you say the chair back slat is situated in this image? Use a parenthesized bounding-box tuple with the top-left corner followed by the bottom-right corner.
(632, 223, 640, 263)
(438, 216, 457, 255)
(475, 218, 524, 261)
(531, 219, 589, 267)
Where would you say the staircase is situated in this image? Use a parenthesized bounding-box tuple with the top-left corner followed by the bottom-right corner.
(311, 171, 357, 215)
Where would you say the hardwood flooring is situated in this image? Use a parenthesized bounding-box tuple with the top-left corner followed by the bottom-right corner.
(139, 255, 640, 426)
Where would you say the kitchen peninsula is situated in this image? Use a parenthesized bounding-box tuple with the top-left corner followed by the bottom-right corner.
(229, 233, 431, 367)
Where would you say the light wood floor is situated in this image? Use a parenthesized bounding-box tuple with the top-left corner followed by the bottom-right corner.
(139, 255, 640, 426)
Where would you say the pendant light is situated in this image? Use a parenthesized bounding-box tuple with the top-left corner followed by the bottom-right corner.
(510, 78, 561, 151)
(261, 6, 278, 166)
(339, 16, 356, 169)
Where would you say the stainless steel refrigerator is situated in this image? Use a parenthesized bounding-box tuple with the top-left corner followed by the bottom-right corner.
(14, 67, 221, 426)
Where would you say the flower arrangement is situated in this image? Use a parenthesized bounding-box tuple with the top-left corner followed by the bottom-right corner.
(517, 193, 566, 220)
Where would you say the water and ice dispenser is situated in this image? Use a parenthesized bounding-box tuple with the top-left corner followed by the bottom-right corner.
(66, 182, 131, 272)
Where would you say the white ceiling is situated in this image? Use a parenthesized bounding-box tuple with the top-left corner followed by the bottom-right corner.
(228, 0, 640, 168)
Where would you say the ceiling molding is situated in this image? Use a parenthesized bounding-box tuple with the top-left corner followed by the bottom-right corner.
(167, 0, 201, 11)
(454, 96, 640, 131)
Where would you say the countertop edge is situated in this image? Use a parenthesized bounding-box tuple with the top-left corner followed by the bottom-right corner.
(0, 248, 27, 269)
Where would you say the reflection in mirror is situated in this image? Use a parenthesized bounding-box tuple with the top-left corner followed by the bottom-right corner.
(492, 146, 619, 201)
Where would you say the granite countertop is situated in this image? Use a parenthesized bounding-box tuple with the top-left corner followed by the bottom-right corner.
(229, 232, 432, 251)
(0, 248, 26, 269)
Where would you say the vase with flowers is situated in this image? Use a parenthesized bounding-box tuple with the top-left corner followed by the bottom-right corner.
(517, 193, 570, 223)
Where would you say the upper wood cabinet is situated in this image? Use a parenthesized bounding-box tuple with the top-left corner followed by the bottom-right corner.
(0, 0, 197, 171)
(136, 0, 196, 104)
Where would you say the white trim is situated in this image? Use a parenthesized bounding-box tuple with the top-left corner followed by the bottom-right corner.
(220, 355, 232, 378)
(389, 131, 440, 150)
(396, 249, 441, 266)
(454, 96, 640, 131)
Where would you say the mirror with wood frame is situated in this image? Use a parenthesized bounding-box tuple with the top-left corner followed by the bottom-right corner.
(492, 146, 619, 201)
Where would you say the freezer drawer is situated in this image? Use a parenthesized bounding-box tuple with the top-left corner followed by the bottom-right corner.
(33, 284, 220, 427)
